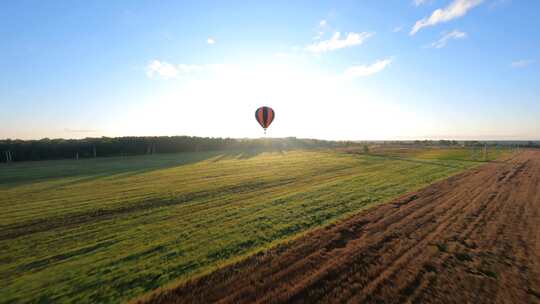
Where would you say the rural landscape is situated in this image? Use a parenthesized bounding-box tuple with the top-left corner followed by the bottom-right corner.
(1, 139, 539, 303)
(2, 1, 539, 303)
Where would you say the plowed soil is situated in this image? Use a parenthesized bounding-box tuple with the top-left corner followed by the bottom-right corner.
(143, 150, 540, 304)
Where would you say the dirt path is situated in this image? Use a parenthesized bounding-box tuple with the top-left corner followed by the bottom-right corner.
(142, 151, 540, 304)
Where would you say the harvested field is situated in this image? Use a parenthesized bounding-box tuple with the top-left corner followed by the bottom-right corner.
(2, 148, 501, 303)
(143, 150, 540, 304)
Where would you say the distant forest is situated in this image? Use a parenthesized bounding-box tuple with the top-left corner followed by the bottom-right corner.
(0, 136, 537, 162)
(0, 136, 344, 162)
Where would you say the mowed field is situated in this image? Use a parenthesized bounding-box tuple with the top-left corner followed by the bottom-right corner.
(144, 150, 540, 304)
(0, 147, 508, 303)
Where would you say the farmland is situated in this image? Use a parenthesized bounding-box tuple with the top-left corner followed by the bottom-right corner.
(146, 149, 539, 304)
(0, 147, 508, 303)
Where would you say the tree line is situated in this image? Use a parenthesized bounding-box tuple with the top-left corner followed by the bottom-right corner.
(0, 136, 345, 162)
(1, 137, 537, 163)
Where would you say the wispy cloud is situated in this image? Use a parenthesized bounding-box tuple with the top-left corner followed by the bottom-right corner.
(393, 26, 403, 33)
(207, 37, 216, 44)
(146, 60, 179, 79)
(413, 0, 430, 6)
(511, 59, 535, 68)
(343, 58, 393, 78)
(145, 60, 231, 79)
(313, 19, 328, 40)
(306, 32, 373, 53)
(410, 0, 483, 35)
(490, 0, 510, 9)
(429, 30, 467, 48)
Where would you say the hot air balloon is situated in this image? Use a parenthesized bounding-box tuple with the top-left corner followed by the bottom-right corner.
(255, 106, 275, 134)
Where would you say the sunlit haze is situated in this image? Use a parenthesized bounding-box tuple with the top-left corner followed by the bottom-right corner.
(1, 1, 539, 140)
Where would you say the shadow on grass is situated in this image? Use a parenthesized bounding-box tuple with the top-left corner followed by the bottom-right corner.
(0, 149, 283, 187)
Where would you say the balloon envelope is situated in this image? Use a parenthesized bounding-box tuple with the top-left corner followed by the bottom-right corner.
(255, 106, 275, 130)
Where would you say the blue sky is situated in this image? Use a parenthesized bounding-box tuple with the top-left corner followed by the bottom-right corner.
(1, 0, 538, 140)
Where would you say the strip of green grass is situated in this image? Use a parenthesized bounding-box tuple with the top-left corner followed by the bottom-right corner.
(0, 148, 509, 303)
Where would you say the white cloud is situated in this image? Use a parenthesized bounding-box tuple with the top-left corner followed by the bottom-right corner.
(306, 32, 373, 53)
(146, 56, 392, 84)
(343, 58, 393, 78)
(410, 0, 483, 35)
(207, 37, 216, 44)
(511, 59, 535, 68)
(146, 60, 179, 79)
(146, 60, 231, 79)
(429, 30, 467, 48)
(393, 26, 403, 33)
(314, 19, 328, 40)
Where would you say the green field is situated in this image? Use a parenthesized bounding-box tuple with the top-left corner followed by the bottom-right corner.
(0, 147, 509, 303)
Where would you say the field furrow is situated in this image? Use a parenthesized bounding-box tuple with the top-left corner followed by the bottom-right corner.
(143, 150, 539, 304)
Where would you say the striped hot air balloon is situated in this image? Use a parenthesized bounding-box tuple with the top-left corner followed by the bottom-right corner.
(255, 106, 275, 134)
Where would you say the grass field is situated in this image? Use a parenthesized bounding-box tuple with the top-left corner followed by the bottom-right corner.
(0, 147, 509, 303)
